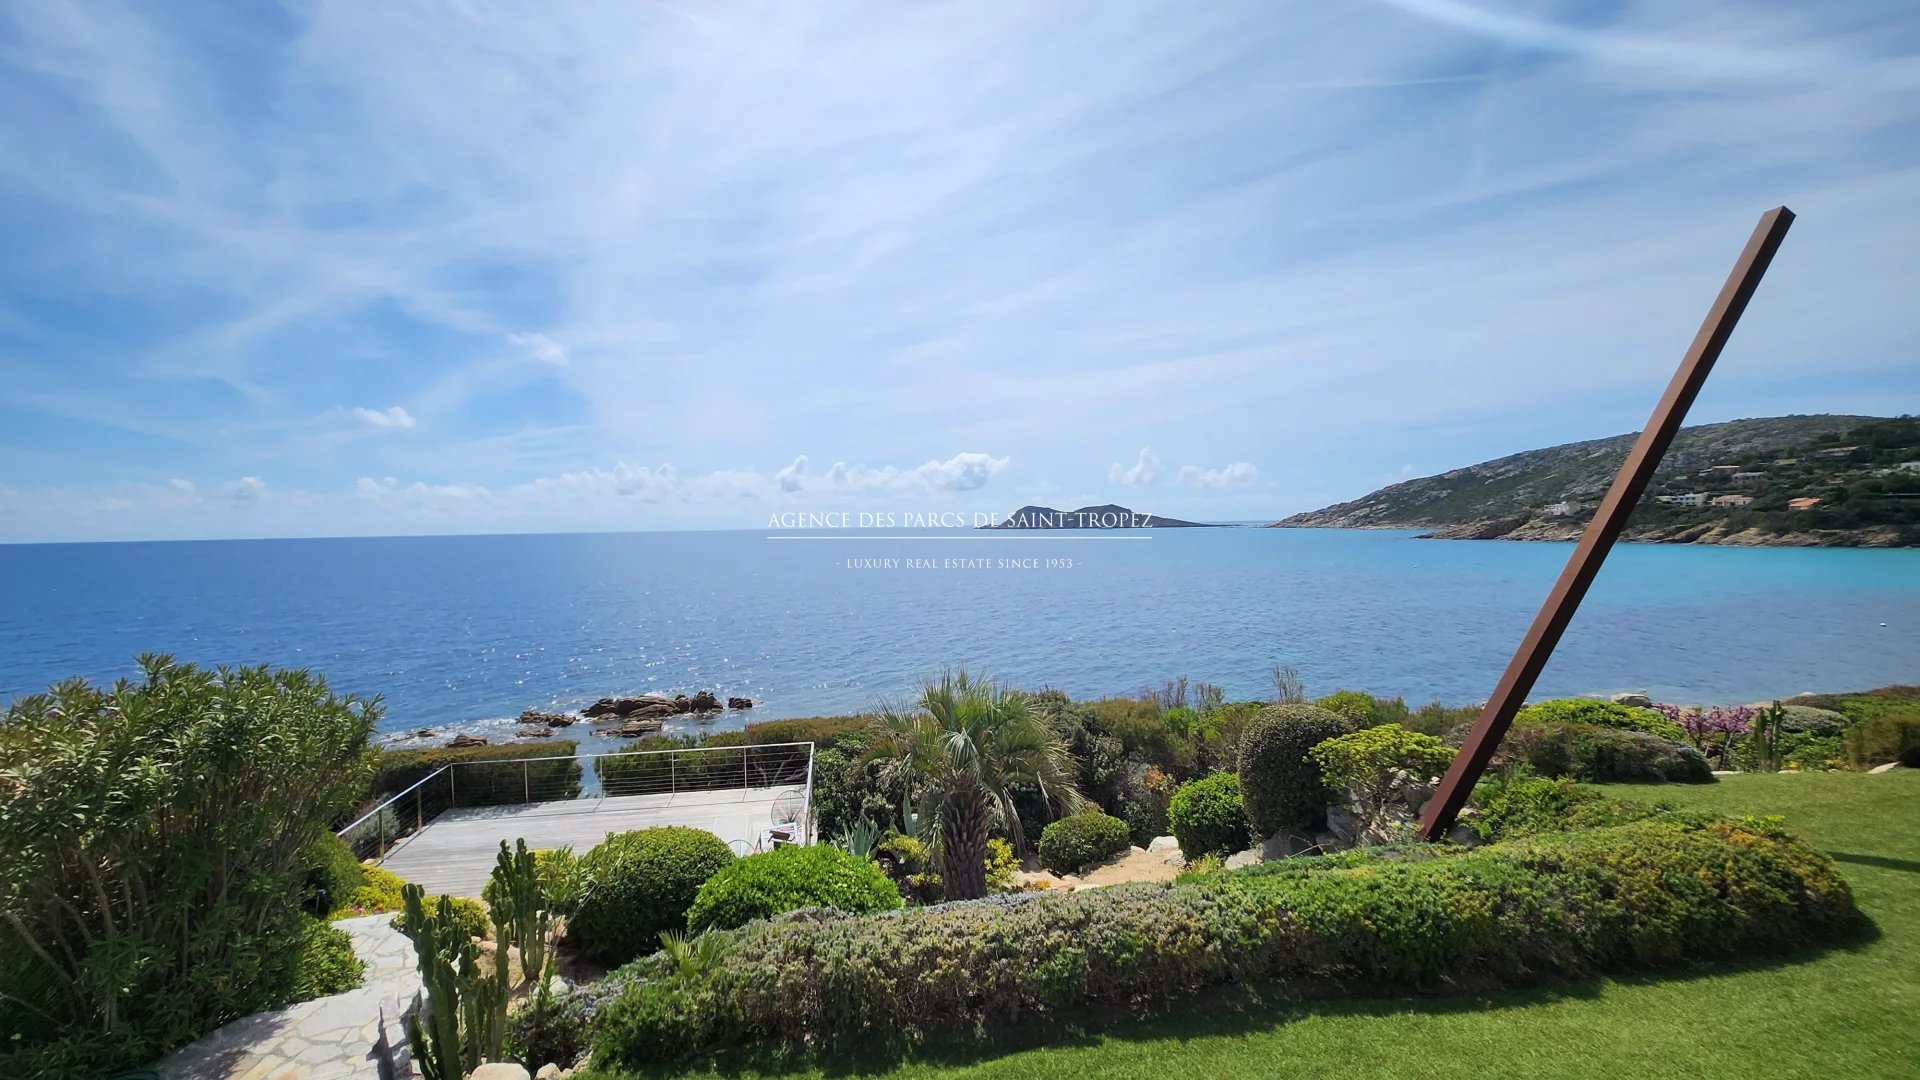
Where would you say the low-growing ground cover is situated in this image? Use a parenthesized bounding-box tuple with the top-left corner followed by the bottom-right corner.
(577, 771, 1917, 1080)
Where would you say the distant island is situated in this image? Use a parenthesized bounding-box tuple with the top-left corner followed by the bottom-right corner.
(1274, 414, 1920, 548)
(984, 503, 1219, 529)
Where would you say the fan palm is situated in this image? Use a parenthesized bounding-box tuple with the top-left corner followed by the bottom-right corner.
(870, 670, 1085, 900)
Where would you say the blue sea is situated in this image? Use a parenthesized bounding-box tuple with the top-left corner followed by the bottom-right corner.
(2, 528, 1916, 742)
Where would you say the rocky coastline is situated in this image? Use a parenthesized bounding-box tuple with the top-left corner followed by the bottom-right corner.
(391, 689, 756, 748)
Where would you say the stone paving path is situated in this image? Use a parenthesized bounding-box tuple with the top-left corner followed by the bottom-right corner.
(155, 914, 421, 1080)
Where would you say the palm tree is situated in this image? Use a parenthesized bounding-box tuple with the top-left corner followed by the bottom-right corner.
(870, 670, 1085, 900)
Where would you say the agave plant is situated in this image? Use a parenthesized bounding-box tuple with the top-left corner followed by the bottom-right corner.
(834, 817, 882, 859)
(868, 670, 1085, 900)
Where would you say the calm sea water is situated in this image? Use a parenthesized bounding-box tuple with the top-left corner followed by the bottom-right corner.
(2, 528, 1916, 741)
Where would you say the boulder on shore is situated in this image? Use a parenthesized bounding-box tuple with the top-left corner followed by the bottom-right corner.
(515, 727, 555, 739)
(728, 696, 754, 710)
(689, 690, 722, 713)
(598, 718, 665, 738)
(447, 733, 488, 748)
(1611, 691, 1654, 708)
(518, 709, 576, 727)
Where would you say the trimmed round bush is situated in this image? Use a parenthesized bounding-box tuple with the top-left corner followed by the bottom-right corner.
(1037, 812, 1131, 875)
(1238, 703, 1356, 835)
(1167, 772, 1250, 858)
(569, 827, 735, 963)
(1516, 698, 1686, 742)
(301, 830, 365, 918)
(1776, 705, 1849, 735)
(586, 815, 1855, 1065)
(686, 844, 902, 932)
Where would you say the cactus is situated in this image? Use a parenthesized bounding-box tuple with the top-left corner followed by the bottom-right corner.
(485, 839, 555, 988)
(398, 883, 505, 1080)
(1750, 701, 1786, 773)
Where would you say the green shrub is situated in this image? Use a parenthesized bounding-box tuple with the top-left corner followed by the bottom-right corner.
(332, 865, 409, 918)
(302, 830, 367, 918)
(1777, 733, 1845, 771)
(584, 815, 1855, 1064)
(1500, 722, 1713, 784)
(1310, 724, 1455, 793)
(568, 827, 736, 964)
(1775, 705, 1850, 735)
(1515, 698, 1687, 741)
(1315, 690, 1376, 726)
(985, 838, 1021, 893)
(1843, 714, 1920, 768)
(594, 735, 809, 796)
(686, 845, 903, 932)
(507, 984, 594, 1075)
(368, 740, 581, 808)
(875, 833, 942, 903)
(1167, 773, 1250, 858)
(743, 714, 874, 747)
(1037, 812, 1132, 874)
(393, 894, 491, 940)
(292, 917, 365, 1000)
(1469, 777, 1664, 841)
(0, 656, 378, 1079)
(1238, 703, 1355, 835)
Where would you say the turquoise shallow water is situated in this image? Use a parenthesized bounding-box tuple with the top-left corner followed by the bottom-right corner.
(1, 528, 1915, 738)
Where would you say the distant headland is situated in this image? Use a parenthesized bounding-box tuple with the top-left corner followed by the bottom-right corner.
(1273, 414, 1919, 548)
(983, 503, 1220, 529)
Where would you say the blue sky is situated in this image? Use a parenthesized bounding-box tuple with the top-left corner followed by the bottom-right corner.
(1, 0, 1917, 542)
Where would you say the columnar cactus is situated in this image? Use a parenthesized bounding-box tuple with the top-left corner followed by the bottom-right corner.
(398, 883, 505, 1080)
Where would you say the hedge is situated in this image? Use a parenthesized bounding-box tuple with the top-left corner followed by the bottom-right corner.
(742, 714, 874, 747)
(686, 845, 903, 932)
(1497, 722, 1712, 784)
(1515, 698, 1688, 742)
(578, 814, 1854, 1064)
(367, 740, 581, 808)
(594, 735, 809, 796)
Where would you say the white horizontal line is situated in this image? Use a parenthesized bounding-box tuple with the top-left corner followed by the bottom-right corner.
(765, 534, 1154, 541)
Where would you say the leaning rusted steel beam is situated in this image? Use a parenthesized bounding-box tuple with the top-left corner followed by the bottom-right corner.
(1417, 206, 1796, 841)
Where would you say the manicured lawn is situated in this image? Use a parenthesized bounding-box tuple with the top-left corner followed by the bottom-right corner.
(584, 771, 1920, 1080)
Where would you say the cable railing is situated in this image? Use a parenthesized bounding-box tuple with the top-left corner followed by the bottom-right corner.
(335, 741, 817, 859)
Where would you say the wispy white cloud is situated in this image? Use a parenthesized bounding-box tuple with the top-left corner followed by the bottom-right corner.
(506, 332, 569, 367)
(349, 406, 417, 430)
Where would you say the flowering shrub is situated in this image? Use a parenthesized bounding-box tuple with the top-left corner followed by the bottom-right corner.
(1656, 703, 1756, 768)
(582, 815, 1856, 1065)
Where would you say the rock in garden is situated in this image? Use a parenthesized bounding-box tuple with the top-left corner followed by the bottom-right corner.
(534, 1066, 566, 1080)
(728, 696, 754, 709)
(1868, 761, 1902, 774)
(470, 1064, 531, 1080)
(1224, 847, 1263, 870)
(447, 733, 488, 748)
(1326, 805, 1363, 847)
(1147, 835, 1180, 853)
(1611, 692, 1653, 707)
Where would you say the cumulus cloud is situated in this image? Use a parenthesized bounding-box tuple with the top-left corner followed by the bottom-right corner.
(350, 405, 416, 430)
(1178, 462, 1259, 489)
(226, 476, 265, 506)
(507, 332, 569, 367)
(355, 477, 492, 502)
(1110, 448, 1164, 487)
(775, 455, 808, 493)
(816, 451, 1011, 494)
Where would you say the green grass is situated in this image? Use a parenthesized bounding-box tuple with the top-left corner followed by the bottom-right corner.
(582, 771, 1920, 1080)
